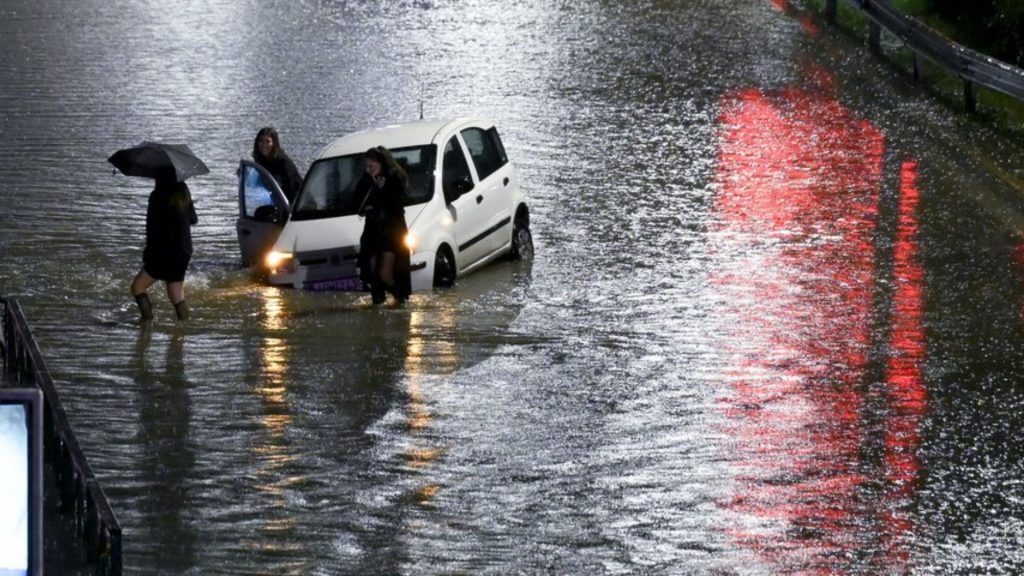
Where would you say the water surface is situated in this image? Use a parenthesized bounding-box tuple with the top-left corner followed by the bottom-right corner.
(2, 0, 1024, 573)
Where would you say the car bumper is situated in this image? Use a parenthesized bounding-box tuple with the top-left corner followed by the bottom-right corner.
(266, 248, 435, 293)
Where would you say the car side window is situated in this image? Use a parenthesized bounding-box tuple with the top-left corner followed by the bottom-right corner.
(442, 138, 473, 200)
(460, 127, 507, 181)
(242, 165, 275, 218)
(240, 163, 290, 222)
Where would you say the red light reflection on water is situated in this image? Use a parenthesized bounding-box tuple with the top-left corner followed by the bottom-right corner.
(875, 161, 927, 566)
(712, 83, 924, 572)
(767, 0, 820, 35)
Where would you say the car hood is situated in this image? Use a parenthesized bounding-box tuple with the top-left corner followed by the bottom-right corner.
(273, 203, 430, 254)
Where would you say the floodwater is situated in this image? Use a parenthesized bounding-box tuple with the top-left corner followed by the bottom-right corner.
(2, 0, 1024, 573)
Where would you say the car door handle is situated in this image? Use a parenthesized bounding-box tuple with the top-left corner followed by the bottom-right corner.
(503, 177, 509, 186)
(476, 195, 484, 204)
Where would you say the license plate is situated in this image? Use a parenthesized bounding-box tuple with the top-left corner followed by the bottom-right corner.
(305, 277, 365, 292)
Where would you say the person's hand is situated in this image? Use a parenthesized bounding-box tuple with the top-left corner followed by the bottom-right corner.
(374, 175, 386, 188)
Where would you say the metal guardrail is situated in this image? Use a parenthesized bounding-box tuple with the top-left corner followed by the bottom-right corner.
(824, 0, 1024, 112)
(1, 297, 123, 576)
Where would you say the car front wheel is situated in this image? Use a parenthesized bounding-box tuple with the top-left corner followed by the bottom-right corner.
(433, 248, 455, 288)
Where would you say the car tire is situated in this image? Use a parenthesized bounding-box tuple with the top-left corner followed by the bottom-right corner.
(509, 219, 534, 261)
(433, 248, 455, 288)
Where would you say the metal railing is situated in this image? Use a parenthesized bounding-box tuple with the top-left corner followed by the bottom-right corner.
(824, 0, 1024, 112)
(1, 297, 123, 576)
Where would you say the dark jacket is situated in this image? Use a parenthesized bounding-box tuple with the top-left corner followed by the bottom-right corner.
(357, 171, 411, 298)
(255, 153, 303, 204)
(357, 172, 407, 251)
(143, 180, 197, 274)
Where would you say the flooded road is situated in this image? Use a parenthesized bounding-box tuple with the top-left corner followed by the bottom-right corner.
(3, 0, 1024, 573)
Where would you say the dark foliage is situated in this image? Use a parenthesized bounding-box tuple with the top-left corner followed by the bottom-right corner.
(928, 0, 1024, 65)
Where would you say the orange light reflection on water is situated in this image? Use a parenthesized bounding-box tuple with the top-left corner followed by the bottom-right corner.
(399, 308, 453, 507)
(251, 288, 302, 554)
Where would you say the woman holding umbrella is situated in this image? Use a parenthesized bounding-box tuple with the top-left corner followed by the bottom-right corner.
(109, 141, 205, 322)
(130, 167, 199, 321)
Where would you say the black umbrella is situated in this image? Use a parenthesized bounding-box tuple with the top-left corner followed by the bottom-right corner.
(108, 141, 210, 182)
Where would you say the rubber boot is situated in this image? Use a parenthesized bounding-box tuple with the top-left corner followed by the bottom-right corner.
(382, 282, 405, 306)
(370, 284, 387, 305)
(173, 300, 190, 321)
(134, 293, 154, 321)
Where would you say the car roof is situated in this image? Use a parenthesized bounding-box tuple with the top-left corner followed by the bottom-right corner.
(316, 116, 493, 159)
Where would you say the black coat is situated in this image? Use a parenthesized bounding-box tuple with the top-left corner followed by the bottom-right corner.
(357, 172, 407, 252)
(143, 181, 197, 281)
(256, 153, 303, 204)
(357, 172, 411, 298)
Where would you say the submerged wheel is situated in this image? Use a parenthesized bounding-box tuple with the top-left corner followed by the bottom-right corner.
(433, 248, 455, 288)
(509, 219, 534, 262)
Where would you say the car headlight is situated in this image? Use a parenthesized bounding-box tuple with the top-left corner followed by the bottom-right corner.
(265, 250, 294, 272)
(404, 233, 418, 250)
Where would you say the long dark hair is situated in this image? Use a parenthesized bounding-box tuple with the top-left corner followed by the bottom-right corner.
(364, 146, 409, 191)
(253, 126, 284, 163)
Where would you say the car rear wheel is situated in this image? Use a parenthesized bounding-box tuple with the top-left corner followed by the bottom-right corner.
(433, 248, 455, 288)
(509, 219, 533, 261)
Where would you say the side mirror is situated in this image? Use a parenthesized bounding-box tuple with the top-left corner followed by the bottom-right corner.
(455, 177, 474, 195)
(445, 176, 474, 204)
(253, 204, 278, 223)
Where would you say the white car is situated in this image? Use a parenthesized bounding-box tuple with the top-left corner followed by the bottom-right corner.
(236, 116, 532, 292)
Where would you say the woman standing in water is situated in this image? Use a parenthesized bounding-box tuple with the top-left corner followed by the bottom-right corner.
(252, 126, 303, 204)
(357, 146, 411, 305)
(130, 168, 198, 321)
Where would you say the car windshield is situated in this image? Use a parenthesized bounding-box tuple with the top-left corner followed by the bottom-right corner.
(290, 145, 435, 221)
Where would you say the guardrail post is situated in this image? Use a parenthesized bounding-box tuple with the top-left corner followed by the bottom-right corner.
(85, 491, 99, 562)
(59, 442, 75, 513)
(912, 53, 921, 82)
(111, 530, 123, 576)
(869, 20, 881, 54)
(964, 80, 977, 113)
(825, 0, 837, 24)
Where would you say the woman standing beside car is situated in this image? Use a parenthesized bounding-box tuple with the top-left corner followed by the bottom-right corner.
(357, 146, 411, 305)
(252, 126, 303, 204)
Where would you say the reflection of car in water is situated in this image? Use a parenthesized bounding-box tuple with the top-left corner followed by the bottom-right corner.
(241, 116, 533, 292)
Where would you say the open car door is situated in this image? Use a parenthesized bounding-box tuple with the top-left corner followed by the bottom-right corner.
(236, 160, 291, 267)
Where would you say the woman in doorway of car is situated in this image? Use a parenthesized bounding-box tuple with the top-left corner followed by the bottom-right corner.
(252, 126, 303, 204)
(357, 146, 411, 305)
(130, 168, 199, 322)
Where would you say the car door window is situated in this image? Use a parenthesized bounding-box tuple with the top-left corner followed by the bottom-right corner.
(442, 138, 473, 201)
(240, 163, 289, 221)
(241, 166, 274, 217)
(460, 127, 507, 181)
